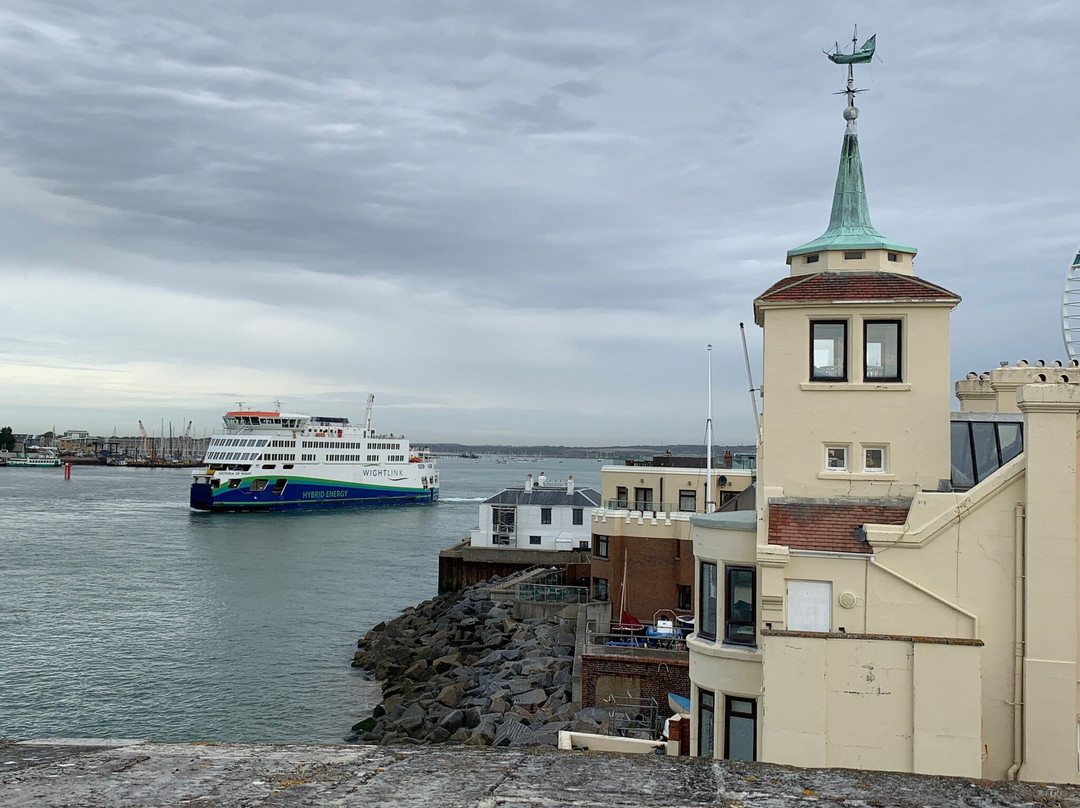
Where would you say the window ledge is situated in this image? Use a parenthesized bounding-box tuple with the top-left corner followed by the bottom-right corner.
(801, 382, 910, 391)
(817, 472, 897, 481)
(687, 635, 762, 662)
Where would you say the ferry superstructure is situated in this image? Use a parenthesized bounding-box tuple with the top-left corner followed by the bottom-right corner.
(189, 397, 438, 511)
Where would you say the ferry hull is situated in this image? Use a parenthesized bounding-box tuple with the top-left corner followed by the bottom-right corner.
(190, 478, 439, 511)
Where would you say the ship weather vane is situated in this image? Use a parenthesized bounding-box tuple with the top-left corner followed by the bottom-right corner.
(825, 26, 877, 125)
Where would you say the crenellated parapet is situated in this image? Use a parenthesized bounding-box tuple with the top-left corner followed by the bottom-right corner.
(955, 359, 1080, 413)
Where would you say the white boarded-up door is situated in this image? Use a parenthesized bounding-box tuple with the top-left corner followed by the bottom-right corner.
(786, 580, 832, 632)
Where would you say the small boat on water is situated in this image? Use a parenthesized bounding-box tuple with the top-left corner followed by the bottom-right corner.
(3, 449, 62, 467)
(189, 396, 438, 512)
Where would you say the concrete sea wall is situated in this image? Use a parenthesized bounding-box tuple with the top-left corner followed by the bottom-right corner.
(1, 739, 1073, 807)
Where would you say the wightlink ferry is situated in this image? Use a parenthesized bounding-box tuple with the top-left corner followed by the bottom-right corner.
(189, 397, 438, 511)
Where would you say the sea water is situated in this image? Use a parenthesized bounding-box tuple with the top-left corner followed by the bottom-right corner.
(0, 456, 601, 743)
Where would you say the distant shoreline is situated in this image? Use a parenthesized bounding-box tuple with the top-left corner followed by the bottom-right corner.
(423, 444, 755, 460)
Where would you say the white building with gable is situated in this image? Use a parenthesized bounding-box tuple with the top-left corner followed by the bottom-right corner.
(469, 473, 600, 552)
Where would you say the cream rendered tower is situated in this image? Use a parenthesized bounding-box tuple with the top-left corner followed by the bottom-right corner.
(692, 37, 1080, 782)
(753, 78, 959, 504)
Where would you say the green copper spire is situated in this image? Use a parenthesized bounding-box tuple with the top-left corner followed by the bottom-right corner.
(787, 32, 916, 260)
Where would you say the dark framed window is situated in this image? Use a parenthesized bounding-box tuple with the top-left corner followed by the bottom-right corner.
(810, 320, 847, 381)
(724, 697, 756, 761)
(677, 584, 692, 611)
(572, 508, 583, 525)
(679, 490, 697, 512)
(864, 320, 902, 382)
(805, 253, 819, 264)
(541, 507, 552, 525)
(594, 578, 609, 602)
(725, 566, 756, 645)
(698, 689, 715, 758)
(699, 562, 718, 640)
(887, 252, 899, 262)
(492, 506, 515, 530)
(615, 486, 628, 508)
(951, 420, 1024, 489)
(529, 535, 541, 545)
(594, 535, 609, 559)
(634, 487, 654, 511)
(844, 250, 864, 260)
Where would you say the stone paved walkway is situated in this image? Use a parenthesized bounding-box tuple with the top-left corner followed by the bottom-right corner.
(1, 739, 1077, 807)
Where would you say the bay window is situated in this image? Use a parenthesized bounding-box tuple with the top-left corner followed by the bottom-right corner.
(699, 562, 718, 640)
(725, 566, 756, 645)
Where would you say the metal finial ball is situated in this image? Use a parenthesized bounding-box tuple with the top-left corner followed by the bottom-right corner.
(843, 106, 859, 121)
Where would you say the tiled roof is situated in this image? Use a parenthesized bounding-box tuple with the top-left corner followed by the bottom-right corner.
(484, 487, 601, 507)
(754, 272, 960, 324)
(767, 500, 911, 555)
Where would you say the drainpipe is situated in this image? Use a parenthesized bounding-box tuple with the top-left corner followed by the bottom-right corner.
(1007, 502, 1025, 781)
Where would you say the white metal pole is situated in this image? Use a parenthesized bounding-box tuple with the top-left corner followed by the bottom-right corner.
(706, 344, 714, 513)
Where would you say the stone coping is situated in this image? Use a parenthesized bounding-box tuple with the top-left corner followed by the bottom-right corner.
(582, 647, 689, 663)
(689, 510, 757, 530)
(762, 629, 984, 646)
(0, 740, 1070, 805)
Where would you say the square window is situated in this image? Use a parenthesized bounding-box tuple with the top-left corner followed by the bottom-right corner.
(594, 535, 609, 559)
(572, 508, 583, 525)
(529, 535, 542, 546)
(679, 490, 697, 512)
(805, 253, 819, 264)
(863, 446, 886, 472)
(594, 578, 609, 602)
(864, 320, 902, 382)
(677, 584, 692, 611)
(825, 446, 848, 471)
(810, 321, 847, 381)
(541, 507, 552, 525)
(888, 252, 899, 262)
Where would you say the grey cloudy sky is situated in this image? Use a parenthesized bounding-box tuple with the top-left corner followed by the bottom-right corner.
(1, 2, 1077, 444)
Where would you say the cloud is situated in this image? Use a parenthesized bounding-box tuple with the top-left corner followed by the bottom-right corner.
(0, 2, 1077, 443)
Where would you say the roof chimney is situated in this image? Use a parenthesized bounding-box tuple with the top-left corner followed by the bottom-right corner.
(567, 475, 574, 495)
(525, 474, 533, 493)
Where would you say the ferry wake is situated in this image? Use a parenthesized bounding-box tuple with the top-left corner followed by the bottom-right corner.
(189, 395, 438, 511)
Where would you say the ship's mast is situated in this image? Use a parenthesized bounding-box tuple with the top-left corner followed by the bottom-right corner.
(364, 394, 375, 438)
